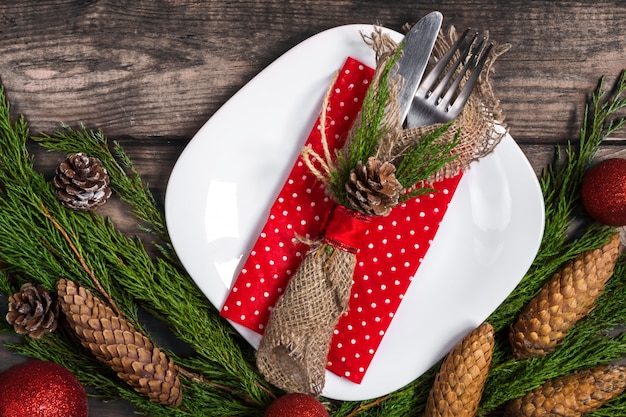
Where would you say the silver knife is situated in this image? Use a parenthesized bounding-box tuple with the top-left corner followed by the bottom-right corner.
(393, 11, 443, 122)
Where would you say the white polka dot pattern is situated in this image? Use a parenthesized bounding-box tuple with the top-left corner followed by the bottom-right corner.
(220, 57, 462, 384)
(222, 57, 373, 334)
(326, 176, 461, 382)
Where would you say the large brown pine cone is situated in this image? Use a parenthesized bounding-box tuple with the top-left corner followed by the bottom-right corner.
(425, 322, 495, 417)
(56, 279, 182, 407)
(509, 234, 620, 359)
(505, 365, 626, 417)
(53, 152, 112, 210)
(6, 283, 58, 339)
(345, 157, 403, 216)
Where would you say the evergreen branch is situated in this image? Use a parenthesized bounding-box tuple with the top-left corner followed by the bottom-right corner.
(332, 366, 438, 417)
(76, 200, 273, 405)
(0, 87, 32, 180)
(6, 331, 137, 402)
(394, 123, 458, 199)
(0, 63, 624, 416)
(30, 124, 273, 404)
(0, 86, 273, 414)
(480, 255, 626, 413)
(0, 270, 12, 296)
(33, 126, 168, 243)
(487, 71, 626, 332)
(476, 71, 626, 415)
(329, 47, 401, 205)
(6, 332, 264, 417)
(487, 225, 615, 332)
(327, 46, 460, 208)
(343, 395, 388, 417)
(348, 47, 400, 168)
(39, 201, 123, 316)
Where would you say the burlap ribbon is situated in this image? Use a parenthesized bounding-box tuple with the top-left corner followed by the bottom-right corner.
(365, 26, 510, 183)
(256, 244, 356, 395)
(256, 26, 508, 396)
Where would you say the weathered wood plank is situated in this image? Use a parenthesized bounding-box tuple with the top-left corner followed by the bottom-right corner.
(0, 1, 624, 142)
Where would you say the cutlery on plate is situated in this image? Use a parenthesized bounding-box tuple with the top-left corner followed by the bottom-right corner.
(406, 28, 494, 128)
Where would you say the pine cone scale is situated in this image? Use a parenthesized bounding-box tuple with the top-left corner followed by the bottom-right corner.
(56, 279, 182, 407)
(6, 283, 59, 339)
(510, 234, 621, 359)
(345, 157, 403, 216)
(425, 322, 494, 417)
(54, 152, 112, 210)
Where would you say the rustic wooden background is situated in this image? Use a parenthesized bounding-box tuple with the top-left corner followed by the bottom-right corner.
(0, 1, 625, 415)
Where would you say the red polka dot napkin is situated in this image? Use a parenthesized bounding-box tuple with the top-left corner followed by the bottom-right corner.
(220, 57, 462, 384)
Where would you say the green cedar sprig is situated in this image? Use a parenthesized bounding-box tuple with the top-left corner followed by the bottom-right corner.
(0, 86, 273, 416)
(479, 255, 626, 413)
(394, 122, 459, 199)
(33, 126, 169, 248)
(328, 46, 400, 206)
(487, 72, 626, 332)
(475, 71, 626, 414)
(328, 45, 456, 207)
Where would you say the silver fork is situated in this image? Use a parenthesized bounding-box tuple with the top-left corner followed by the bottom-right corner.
(406, 29, 494, 128)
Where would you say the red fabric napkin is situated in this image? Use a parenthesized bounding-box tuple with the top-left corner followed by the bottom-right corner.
(221, 57, 462, 384)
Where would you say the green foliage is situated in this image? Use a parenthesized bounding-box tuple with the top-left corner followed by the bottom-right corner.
(479, 71, 626, 413)
(487, 72, 626, 332)
(394, 122, 458, 199)
(328, 46, 458, 207)
(322, 72, 626, 417)
(329, 47, 400, 205)
(34, 126, 169, 249)
(0, 68, 626, 417)
(0, 86, 272, 416)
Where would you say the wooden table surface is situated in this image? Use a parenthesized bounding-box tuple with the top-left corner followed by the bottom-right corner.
(1, 1, 625, 415)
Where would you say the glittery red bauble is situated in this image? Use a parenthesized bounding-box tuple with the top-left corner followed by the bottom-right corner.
(264, 393, 329, 417)
(581, 158, 626, 226)
(0, 360, 88, 417)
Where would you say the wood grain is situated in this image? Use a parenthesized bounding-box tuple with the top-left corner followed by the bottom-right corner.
(1, 1, 626, 416)
(0, 1, 624, 141)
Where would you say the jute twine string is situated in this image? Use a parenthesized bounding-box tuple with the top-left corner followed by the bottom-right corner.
(300, 72, 339, 188)
(256, 26, 509, 396)
(301, 28, 405, 188)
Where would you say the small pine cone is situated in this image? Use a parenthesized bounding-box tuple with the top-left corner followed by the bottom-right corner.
(505, 365, 626, 417)
(345, 157, 403, 216)
(6, 283, 58, 339)
(53, 152, 112, 210)
(425, 322, 494, 417)
(56, 279, 182, 407)
(510, 234, 620, 359)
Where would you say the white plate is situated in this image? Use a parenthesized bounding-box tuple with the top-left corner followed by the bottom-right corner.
(165, 24, 545, 401)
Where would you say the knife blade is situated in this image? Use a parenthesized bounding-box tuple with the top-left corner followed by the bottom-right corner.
(393, 11, 443, 122)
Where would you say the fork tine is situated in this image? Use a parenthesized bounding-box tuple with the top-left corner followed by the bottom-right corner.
(417, 28, 472, 94)
(430, 32, 480, 102)
(440, 37, 486, 106)
(449, 41, 494, 113)
(406, 28, 494, 128)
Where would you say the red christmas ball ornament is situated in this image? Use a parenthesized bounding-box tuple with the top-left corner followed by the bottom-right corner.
(265, 393, 329, 417)
(0, 360, 88, 417)
(581, 158, 626, 226)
